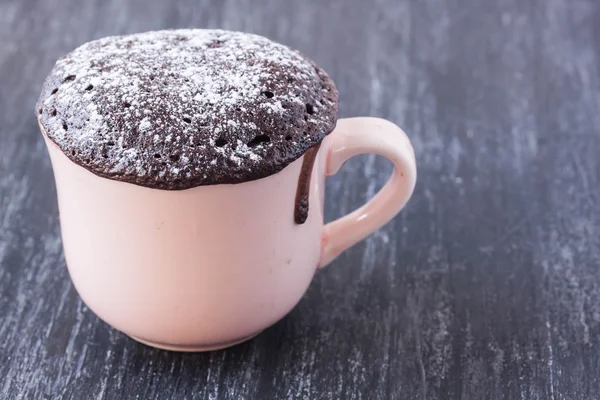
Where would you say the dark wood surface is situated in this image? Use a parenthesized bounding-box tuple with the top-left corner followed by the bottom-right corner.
(2, 0, 600, 398)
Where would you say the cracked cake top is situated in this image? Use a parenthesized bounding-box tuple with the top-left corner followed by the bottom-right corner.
(36, 29, 338, 189)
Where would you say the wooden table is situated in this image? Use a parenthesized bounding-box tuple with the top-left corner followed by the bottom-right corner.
(1, 0, 599, 398)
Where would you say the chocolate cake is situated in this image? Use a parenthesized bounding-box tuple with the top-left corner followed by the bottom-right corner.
(36, 29, 339, 191)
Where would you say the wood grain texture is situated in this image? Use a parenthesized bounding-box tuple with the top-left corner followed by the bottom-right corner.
(1, 0, 600, 398)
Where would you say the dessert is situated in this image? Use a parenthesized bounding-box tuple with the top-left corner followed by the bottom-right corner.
(37, 29, 338, 222)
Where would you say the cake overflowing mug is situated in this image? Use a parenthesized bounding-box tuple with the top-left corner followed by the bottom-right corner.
(37, 29, 416, 351)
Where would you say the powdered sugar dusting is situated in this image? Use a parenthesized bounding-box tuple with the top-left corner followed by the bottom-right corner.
(36, 29, 338, 189)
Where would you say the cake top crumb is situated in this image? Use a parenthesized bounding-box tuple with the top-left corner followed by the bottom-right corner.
(36, 29, 338, 189)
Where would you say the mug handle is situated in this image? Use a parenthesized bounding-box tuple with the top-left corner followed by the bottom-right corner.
(319, 117, 417, 267)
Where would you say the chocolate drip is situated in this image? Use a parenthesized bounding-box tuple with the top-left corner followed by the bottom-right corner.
(294, 143, 321, 224)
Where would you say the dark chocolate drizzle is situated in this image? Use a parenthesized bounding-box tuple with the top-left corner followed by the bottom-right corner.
(294, 143, 321, 224)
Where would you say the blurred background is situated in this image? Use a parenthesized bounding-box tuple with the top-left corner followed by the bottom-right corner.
(1, 0, 600, 399)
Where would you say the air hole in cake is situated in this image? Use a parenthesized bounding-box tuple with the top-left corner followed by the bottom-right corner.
(51, 109, 57, 117)
(62, 122, 68, 131)
(183, 117, 192, 124)
(262, 91, 274, 99)
(154, 153, 162, 159)
(215, 138, 227, 147)
(305, 104, 314, 115)
(169, 154, 180, 162)
(51, 88, 58, 95)
(85, 84, 94, 91)
(123, 101, 131, 108)
(38, 108, 43, 115)
(287, 77, 295, 84)
(285, 135, 293, 141)
(150, 76, 155, 81)
(247, 134, 270, 147)
(63, 75, 76, 82)
(71, 150, 76, 156)
(102, 152, 108, 159)
(107, 141, 115, 147)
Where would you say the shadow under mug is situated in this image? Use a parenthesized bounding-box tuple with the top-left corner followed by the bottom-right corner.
(41, 116, 416, 351)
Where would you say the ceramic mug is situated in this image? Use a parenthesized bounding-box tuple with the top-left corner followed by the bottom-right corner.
(42, 116, 416, 351)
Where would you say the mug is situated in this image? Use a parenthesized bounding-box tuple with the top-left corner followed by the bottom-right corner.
(42, 116, 416, 351)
